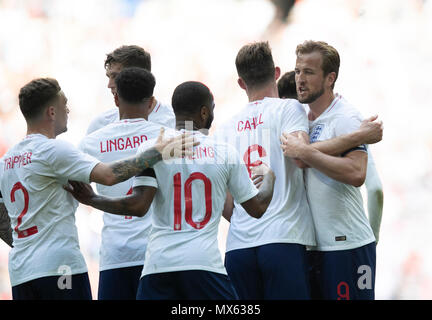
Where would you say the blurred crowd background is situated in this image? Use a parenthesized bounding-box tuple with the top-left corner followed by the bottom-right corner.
(0, 0, 431, 300)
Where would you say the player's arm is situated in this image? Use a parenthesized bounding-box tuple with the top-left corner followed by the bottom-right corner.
(365, 157, 384, 244)
(286, 130, 310, 169)
(239, 164, 276, 218)
(282, 115, 383, 169)
(89, 128, 198, 186)
(0, 193, 13, 248)
(310, 115, 382, 156)
(222, 192, 234, 222)
(281, 133, 368, 187)
(65, 174, 156, 217)
(222, 163, 276, 221)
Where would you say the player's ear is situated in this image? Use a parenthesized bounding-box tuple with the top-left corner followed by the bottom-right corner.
(326, 72, 336, 89)
(114, 93, 120, 107)
(238, 78, 246, 91)
(46, 105, 56, 120)
(275, 66, 281, 81)
(200, 105, 209, 120)
(147, 96, 155, 109)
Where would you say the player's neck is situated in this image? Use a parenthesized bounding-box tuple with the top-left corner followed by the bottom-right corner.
(307, 90, 335, 121)
(247, 83, 279, 102)
(118, 104, 150, 121)
(176, 118, 198, 131)
(26, 123, 56, 139)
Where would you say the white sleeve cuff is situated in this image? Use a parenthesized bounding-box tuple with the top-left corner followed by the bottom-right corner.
(133, 176, 158, 188)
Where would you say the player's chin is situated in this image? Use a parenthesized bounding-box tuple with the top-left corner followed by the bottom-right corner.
(297, 92, 308, 103)
(298, 93, 315, 104)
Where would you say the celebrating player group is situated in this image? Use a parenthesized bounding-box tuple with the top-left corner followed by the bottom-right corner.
(0, 40, 383, 300)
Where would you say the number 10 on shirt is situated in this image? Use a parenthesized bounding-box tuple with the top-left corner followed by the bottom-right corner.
(173, 172, 212, 231)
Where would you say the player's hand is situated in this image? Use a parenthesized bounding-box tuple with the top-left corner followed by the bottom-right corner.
(358, 115, 383, 144)
(293, 159, 310, 169)
(280, 132, 307, 159)
(154, 127, 200, 160)
(251, 163, 274, 188)
(64, 180, 96, 206)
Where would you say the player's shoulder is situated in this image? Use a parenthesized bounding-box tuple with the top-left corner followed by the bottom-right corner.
(48, 137, 78, 153)
(25, 134, 70, 151)
(87, 107, 119, 134)
(261, 98, 306, 119)
(95, 107, 118, 120)
(27, 136, 78, 162)
(267, 97, 304, 110)
(143, 119, 164, 131)
(82, 121, 116, 144)
(137, 126, 177, 151)
(153, 101, 174, 114)
(203, 133, 240, 159)
(332, 95, 363, 120)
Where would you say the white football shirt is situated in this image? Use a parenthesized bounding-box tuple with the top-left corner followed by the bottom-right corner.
(215, 97, 316, 252)
(86, 101, 175, 135)
(136, 131, 259, 277)
(306, 94, 376, 251)
(79, 118, 162, 271)
(0, 134, 99, 286)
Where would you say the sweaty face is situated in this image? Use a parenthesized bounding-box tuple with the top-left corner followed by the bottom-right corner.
(295, 52, 326, 104)
(105, 62, 123, 96)
(54, 91, 69, 135)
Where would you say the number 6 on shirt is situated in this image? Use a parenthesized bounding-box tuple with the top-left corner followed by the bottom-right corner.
(173, 172, 212, 231)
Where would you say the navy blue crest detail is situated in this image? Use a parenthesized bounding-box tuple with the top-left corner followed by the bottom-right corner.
(310, 124, 325, 143)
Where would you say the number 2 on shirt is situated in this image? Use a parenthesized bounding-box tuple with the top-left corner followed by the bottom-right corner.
(173, 172, 212, 231)
(10, 182, 38, 238)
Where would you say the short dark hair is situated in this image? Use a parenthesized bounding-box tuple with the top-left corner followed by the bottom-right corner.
(235, 41, 275, 89)
(171, 81, 213, 116)
(18, 78, 61, 120)
(277, 71, 297, 99)
(104, 45, 151, 71)
(115, 67, 156, 103)
(295, 40, 340, 88)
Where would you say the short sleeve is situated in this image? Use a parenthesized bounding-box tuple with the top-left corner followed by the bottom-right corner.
(132, 168, 158, 188)
(334, 114, 367, 156)
(51, 140, 100, 183)
(280, 99, 309, 135)
(225, 144, 259, 204)
(334, 114, 361, 136)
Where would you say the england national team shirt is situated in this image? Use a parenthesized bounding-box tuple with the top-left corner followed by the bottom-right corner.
(79, 118, 163, 271)
(216, 97, 316, 252)
(86, 101, 175, 135)
(306, 94, 376, 251)
(0, 134, 100, 286)
(136, 131, 259, 277)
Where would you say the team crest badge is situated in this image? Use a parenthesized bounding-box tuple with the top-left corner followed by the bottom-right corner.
(310, 124, 325, 143)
